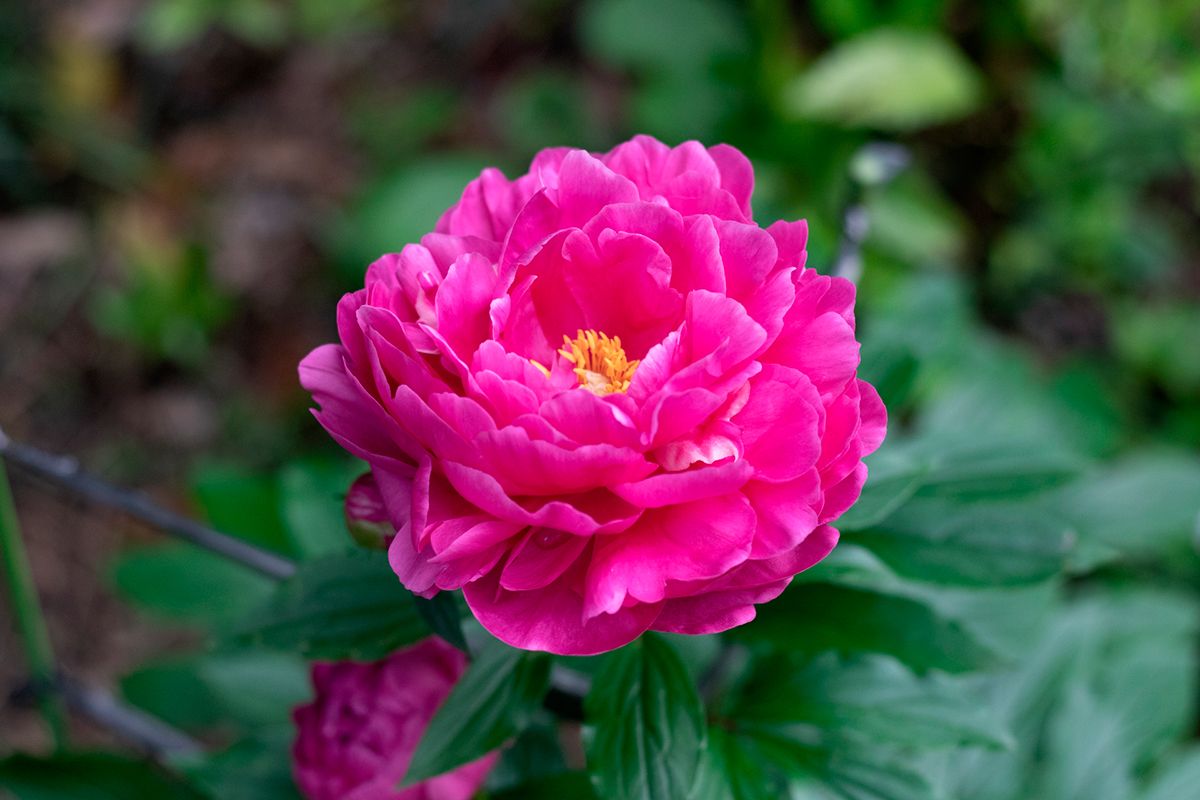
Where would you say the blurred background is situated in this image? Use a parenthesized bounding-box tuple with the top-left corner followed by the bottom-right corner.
(1, 0, 1199, 792)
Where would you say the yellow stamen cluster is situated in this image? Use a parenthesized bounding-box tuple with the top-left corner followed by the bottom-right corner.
(558, 329, 639, 394)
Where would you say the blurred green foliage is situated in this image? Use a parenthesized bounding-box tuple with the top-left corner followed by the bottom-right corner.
(2, 0, 1200, 798)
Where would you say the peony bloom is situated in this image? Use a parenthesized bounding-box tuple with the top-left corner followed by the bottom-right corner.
(291, 638, 497, 800)
(302, 135, 885, 655)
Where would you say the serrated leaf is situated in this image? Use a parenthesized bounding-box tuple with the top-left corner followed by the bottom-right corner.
(785, 28, 982, 130)
(229, 550, 429, 660)
(585, 633, 707, 800)
(403, 642, 551, 785)
(0, 753, 204, 800)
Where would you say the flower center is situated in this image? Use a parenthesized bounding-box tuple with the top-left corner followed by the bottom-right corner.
(559, 329, 639, 394)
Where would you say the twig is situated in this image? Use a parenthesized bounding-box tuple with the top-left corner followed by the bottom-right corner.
(0, 429, 296, 581)
(0, 458, 70, 750)
(56, 674, 204, 761)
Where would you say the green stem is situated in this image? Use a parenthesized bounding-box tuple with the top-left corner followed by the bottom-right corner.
(0, 458, 68, 750)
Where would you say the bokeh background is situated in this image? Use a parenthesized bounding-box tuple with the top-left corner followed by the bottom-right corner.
(2, 0, 1199, 795)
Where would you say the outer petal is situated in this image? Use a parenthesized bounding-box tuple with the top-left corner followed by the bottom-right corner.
(652, 525, 839, 635)
(463, 564, 661, 656)
(584, 493, 756, 618)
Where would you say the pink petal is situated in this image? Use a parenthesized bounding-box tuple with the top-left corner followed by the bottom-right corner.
(463, 563, 660, 655)
(734, 364, 823, 482)
(584, 493, 756, 617)
(612, 459, 753, 507)
(651, 525, 838, 635)
(499, 528, 590, 592)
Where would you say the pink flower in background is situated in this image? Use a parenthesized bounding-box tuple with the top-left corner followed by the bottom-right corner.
(303, 135, 886, 655)
(292, 638, 497, 800)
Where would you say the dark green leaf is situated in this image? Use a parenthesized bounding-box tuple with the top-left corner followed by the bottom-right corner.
(490, 773, 598, 800)
(120, 661, 221, 730)
(404, 641, 551, 785)
(229, 550, 429, 660)
(0, 753, 203, 800)
(585, 633, 707, 800)
(412, 592, 469, 654)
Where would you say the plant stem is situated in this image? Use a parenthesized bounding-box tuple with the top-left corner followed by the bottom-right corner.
(0, 458, 69, 750)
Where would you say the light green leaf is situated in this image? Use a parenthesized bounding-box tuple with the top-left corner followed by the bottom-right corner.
(585, 633, 708, 800)
(785, 28, 983, 130)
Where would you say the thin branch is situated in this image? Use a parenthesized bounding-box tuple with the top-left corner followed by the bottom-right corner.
(0, 429, 296, 581)
(56, 673, 204, 761)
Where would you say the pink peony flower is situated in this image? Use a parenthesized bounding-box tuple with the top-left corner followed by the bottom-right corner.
(291, 638, 498, 800)
(302, 135, 886, 656)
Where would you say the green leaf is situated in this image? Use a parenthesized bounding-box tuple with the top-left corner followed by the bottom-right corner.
(111, 544, 273, 626)
(490, 773, 598, 800)
(186, 734, 302, 800)
(404, 642, 552, 785)
(1141, 748, 1200, 800)
(196, 652, 310, 727)
(692, 727, 780, 800)
(735, 654, 1012, 750)
(1036, 686, 1134, 800)
(334, 158, 488, 282)
(120, 661, 222, 730)
(580, 0, 748, 74)
(278, 458, 362, 558)
(785, 28, 983, 130)
(0, 753, 203, 799)
(1053, 452, 1200, 559)
(743, 583, 998, 673)
(412, 592, 469, 653)
(848, 500, 1072, 586)
(585, 633, 707, 800)
(836, 447, 929, 531)
(191, 463, 292, 556)
(229, 550, 429, 660)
